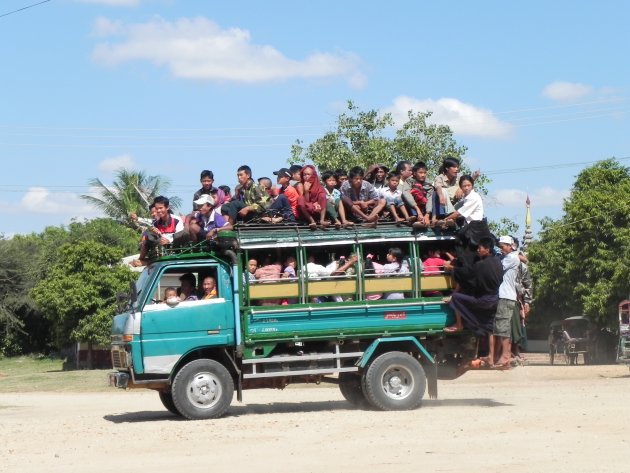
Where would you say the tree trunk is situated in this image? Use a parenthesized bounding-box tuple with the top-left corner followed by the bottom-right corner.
(86, 341, 93, 370)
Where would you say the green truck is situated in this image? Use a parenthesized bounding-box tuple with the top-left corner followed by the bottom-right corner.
(109, 224, 476, 419)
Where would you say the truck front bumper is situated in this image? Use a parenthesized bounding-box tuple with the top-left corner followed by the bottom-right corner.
(108, 371, 130, 389)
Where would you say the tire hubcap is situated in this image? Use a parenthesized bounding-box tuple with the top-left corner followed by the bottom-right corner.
(381, 366, 413, 400)
(187, 372, 221, 409)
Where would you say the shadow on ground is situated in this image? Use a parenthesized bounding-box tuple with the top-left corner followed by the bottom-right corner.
(103, 397, 509, 423)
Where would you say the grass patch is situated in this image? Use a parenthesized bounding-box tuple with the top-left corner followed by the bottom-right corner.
(0, 356, 112, 393)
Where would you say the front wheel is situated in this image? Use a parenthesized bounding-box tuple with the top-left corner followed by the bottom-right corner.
(172, 359, 234, 420)
(363, 352, 426, 411)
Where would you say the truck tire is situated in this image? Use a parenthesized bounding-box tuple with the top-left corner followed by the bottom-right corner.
(338, 373, 370, 408)
(363, 352, 426, 411)
(158, 391, 181, 416)
(172, 359, 234, 420)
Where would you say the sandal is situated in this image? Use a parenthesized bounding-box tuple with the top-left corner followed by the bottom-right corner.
(334, 221, 342, 230)
(308, 222, 317, 231)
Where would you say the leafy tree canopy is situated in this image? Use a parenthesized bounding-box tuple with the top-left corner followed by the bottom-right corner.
(31, 240, 137, 348)
(290, 100, 485, 189)
(528, 159, 630, 327)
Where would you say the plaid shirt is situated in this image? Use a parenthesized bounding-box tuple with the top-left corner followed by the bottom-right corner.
(340, 180, 380, 202)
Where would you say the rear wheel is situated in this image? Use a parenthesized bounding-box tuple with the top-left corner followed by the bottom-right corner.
(362, 352, 426, 411)
(338, 373, 370, 408)
(158, 391, 181, 416)
(172, 359, 234, 420)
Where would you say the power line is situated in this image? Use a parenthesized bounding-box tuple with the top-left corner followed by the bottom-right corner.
(0, 156, 628, 192)
(0, 98, 625, 134)
(0, 0, 51, 19)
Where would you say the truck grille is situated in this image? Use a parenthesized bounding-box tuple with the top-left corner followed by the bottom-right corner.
(111, 348, 129, 369)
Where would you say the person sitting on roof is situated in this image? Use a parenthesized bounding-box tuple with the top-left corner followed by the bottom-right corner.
(381, 172, 413, 225)
(340, 166, 386, 226)
(193, 170, 226, 211)
(186, 194, 232, 242)
(262, 168, 298, 224)
(132, 195, 186, 267)
(220, 165, 271, 225)
(297, 165, 328, 230)
(322, 170, 351, 229)
(365, 164, 389, 195)
(438, 174, 484, 228)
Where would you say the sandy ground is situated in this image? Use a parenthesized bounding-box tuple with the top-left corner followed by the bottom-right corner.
(1, 363, 630, 473)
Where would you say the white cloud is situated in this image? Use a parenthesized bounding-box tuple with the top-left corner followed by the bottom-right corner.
(490, 187, 570, 208)
(542, 81, 593, 102)
(77, 0, 140, 6)
(19, 187, 96, 215)
(385, 96, 513, 138)
(98, 154, 135, 173)
(91, 17, 365, 87)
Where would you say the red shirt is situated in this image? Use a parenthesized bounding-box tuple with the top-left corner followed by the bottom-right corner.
(423, 257, 446, 274)
(281, 185, 299, 217)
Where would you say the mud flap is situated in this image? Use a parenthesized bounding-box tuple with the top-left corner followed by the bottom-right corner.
(426, 362, 438, 399)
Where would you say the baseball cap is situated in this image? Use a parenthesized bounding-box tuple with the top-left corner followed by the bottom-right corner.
(273, 168, 292, 179)
(193, 194, 215, 206)
(498, 235, 514, 246)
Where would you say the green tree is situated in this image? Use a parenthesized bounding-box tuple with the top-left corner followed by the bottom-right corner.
(290, 101, 474, 180)
(528, 159, 630, 329)
(0, 235, 49, 356)
(0, 219, 140, 357)
(31, 240, 137, 366)
(488, 217, 520, 238)
(81, 169, 182, 224)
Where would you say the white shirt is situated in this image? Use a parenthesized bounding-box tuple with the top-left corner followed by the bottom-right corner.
(454, 189, 483, 223)
(498, 251, 520, 301)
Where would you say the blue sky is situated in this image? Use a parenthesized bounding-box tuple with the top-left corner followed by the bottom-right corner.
(1, 0, 628, 238)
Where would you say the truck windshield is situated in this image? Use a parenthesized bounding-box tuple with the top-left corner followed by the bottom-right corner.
(132, 265, 155, 310)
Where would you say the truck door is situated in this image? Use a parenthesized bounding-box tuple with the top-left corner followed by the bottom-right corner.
(139, 264, 235, 375)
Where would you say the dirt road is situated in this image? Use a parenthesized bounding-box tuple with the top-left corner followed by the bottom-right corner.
(1, 364, 629, 473)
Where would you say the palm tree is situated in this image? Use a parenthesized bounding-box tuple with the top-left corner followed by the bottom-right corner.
(81, 169, 182, 223)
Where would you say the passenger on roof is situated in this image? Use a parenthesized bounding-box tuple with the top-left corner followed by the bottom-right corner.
(408, 161, 434, 228)
(220, 165, 271, 225)
(193, 170, 226, 211)
(381, 172, 413, 225)
(186, 194, 232, 242)
(432, 157, 481, 219)
(263, 168, 298, 224)
(296, 165, 328, 230)
(131, 195, 186, 267)
(365, 164, 389, 194)
(340, 166, 385, 226)
(334, 168, 348, 189)
(322, 170, 352, 229)
(438, 174, 484, 227)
